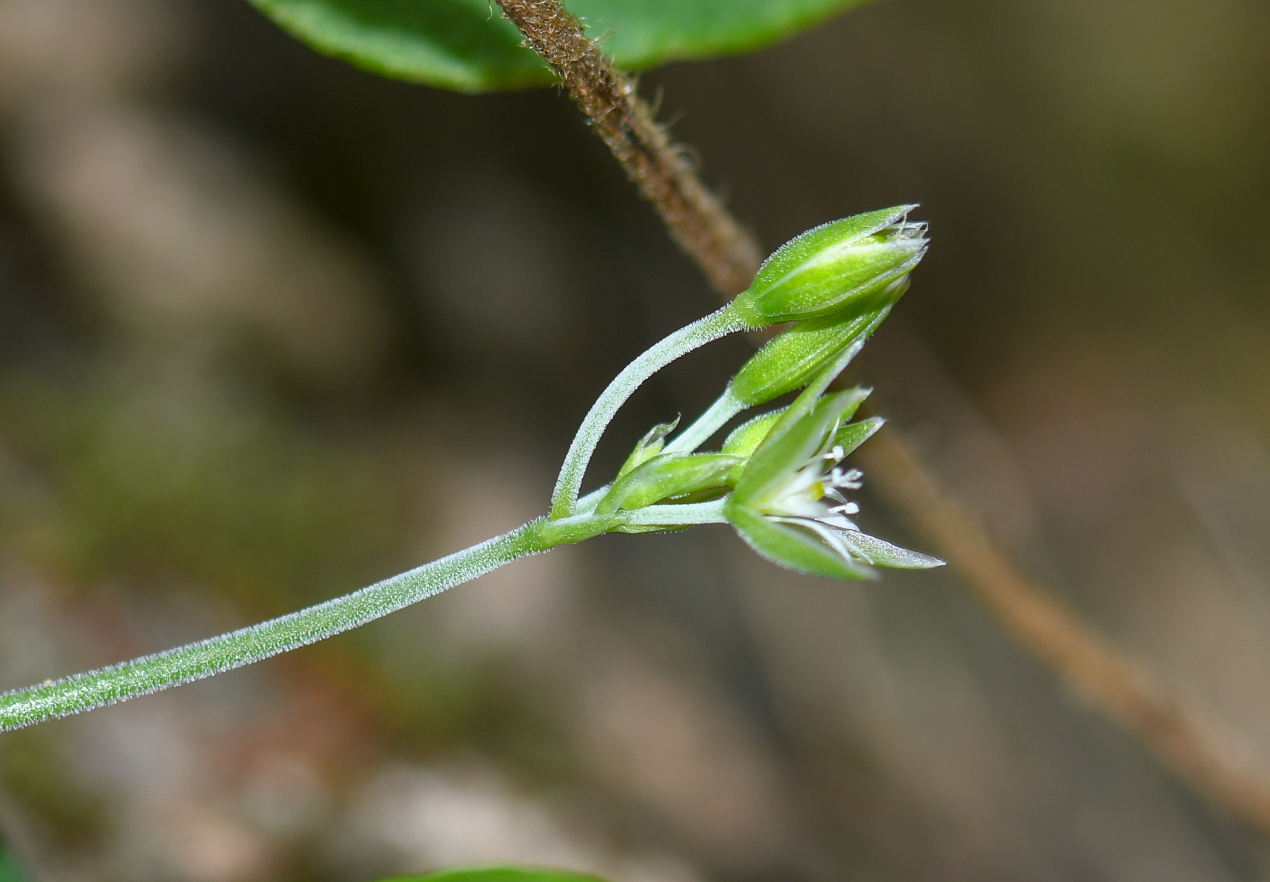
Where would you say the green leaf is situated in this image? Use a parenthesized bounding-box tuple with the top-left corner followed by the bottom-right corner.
(381, 868, 610, 882)
(246, 0, 878, 93)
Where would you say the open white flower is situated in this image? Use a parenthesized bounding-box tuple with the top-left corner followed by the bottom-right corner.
(724, 388, 943, 579)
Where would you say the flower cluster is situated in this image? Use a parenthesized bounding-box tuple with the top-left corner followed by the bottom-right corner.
(587, 205, 942, 579)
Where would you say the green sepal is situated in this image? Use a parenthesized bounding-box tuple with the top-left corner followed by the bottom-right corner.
(732, 305, 889, 405)
(596, 453, 741, 514)
(726, 302, 885, 499)
(721, 409, 787, 458)
(832, 530, 943, 569)
(535, 514, 626, 546)
(613, 522, 693, 534)
(726, 506, 874, 580)
(734, 206, 925, 322)
(615, 417, 679, 481)
(0, 847, 28, 882)
(732, 388, 870, 507)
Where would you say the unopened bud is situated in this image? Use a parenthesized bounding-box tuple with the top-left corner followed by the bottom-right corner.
(596, 453, 741, 515)
(733, 206, 926, 324)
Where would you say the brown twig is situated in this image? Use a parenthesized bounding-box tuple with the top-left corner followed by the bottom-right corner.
(494, 0, 763, 295)
(497, 0, 1270, 838)
(858, 428, 1270, 836)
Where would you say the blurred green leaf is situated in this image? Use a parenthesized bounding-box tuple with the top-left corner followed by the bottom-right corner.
(383, 868, 609, 882)
(246, 0, 877, 92)
(0, 368, 407, 609)
(0, 847, 28, 882)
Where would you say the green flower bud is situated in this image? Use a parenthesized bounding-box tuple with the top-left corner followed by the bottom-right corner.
(596, 453, 741, 515)
(733, 206, 927, 324)
(730, 291, 899, 406)
(615, 418, 679, 481)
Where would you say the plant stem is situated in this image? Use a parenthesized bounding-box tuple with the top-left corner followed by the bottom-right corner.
(0, 516, 612, 732)
(493, 0, 762, 296)
(550, 302, 750, 519)
(663, 385, 747, 455)
(620, 499, 728, 527)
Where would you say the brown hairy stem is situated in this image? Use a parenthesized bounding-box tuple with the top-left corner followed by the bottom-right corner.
(858, 428, 1270, 837)
(498, 0, 1270, 838)
(494, 0, 762, 295)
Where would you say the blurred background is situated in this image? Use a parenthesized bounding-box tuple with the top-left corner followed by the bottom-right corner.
(1, 0, 1269, 879)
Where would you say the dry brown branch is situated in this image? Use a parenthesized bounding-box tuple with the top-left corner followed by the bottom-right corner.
(497, 0, 1270, 838)
(494, 0, 762, 295)
(858, 428, 1270, 837)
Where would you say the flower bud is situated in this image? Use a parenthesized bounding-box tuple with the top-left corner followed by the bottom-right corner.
(730, 289, 899, 406)
(596, 453, 741, 515)
(615, 418, 679, 481)
(732, 206, 927, 324)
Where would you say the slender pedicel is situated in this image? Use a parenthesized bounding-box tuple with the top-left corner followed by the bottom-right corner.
(0, 515, 614, 732)
(549, 302, 753, 519)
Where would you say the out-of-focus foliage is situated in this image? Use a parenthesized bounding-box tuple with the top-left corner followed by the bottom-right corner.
(386, 867, 609, 882)
(0, 368, 408, 608)
(246, 0, 876, 92)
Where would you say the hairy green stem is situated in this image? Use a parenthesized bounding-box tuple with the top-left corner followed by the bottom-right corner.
(550, 302, 752, 519)
(0, 516, 616, 732)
